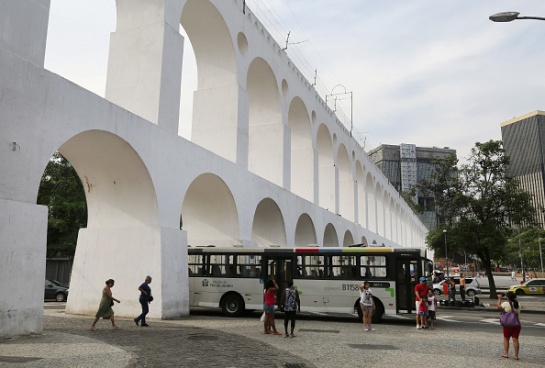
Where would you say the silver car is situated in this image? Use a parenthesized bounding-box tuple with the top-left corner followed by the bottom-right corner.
(433, 277, 481, 297)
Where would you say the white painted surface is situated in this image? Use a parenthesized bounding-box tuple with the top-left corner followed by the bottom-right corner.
(0, 0, 427, 338)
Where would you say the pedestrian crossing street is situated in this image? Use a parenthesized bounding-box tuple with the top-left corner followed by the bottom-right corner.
(390, 313, 545, 328)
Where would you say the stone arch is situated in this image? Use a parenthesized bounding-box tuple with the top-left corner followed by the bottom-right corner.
(360, 235, 368, 245)
(182, 173, 239, 246)
(288, 97, 313, 202)
(375, 182, 384, 236)
(252, 198, 286, 246)
(387, 196, 395, 240)
(366, 173, 376, 233)
(323, 223, 338, 247)
(342, 230, 354, 246)
(247, 57, 283, 185)
(62, 130, 162, 317)
(294, 213, 317, 246)
(356, 161, 365, 227)
(59, 130, 159, 229)
(182, 0, 239, 161)
(317, 124, 335, 211)
(337, 144, 354, 221)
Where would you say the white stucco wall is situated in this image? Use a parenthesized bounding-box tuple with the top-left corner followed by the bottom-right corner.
(0, 0, 428, 338)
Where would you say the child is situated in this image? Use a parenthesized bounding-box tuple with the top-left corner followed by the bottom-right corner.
(427, 289, 437, 330)
(418, 295, 429, 329)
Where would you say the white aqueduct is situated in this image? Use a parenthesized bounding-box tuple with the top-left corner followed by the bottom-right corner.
(0, 0, 427, 337)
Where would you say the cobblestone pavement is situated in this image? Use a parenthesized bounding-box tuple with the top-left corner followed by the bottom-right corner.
(2, 300, 544, 368)
(0, 313, 315, 368)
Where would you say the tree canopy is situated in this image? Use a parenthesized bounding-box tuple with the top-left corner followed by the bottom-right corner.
(37, 152, 87, 258)
(420, 140, 535, 298)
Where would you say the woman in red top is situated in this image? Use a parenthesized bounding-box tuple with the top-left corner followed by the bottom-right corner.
(263, 279, 281, 335)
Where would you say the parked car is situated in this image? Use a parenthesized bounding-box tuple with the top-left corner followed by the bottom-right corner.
(507, 278, 545, 295)
(44, 279, 69, 302)
(433, 276, 481, 297)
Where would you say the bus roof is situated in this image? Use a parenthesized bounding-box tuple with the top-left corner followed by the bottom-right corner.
(188, 246, 424, 254)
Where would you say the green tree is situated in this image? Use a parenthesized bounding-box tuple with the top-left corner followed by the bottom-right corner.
(421, 140, 535, 298)
(505, 228, 545, 277)
(37, 152, 87, 257)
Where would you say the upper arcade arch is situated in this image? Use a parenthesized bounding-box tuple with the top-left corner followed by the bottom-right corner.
(317, 124, 335, 211)
(288, 97, 314, 202)
(181, 0, 239, 162)
(247, 57, 283, 186)
(337, 144, 354, 221)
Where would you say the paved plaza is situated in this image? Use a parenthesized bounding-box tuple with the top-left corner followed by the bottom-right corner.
(1, 298, 544, 368)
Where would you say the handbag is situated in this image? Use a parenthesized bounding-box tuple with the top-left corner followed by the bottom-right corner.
(500, 301, 520, 327)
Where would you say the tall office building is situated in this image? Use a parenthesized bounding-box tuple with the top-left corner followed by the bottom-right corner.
(501, 110, 545, 227)
(368, 144, 457, 230)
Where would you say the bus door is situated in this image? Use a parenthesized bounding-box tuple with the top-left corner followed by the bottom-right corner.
(395, 258, 419, 313)
(264, 256, 293, 305)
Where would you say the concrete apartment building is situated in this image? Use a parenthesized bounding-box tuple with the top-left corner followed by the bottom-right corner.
(501, 111, 545, 227)
(368, 144, 457, 230)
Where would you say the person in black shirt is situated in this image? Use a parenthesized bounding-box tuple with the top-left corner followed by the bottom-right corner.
(134, 276, 152, 327)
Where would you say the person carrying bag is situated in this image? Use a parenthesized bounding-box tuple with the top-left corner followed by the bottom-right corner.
(497, 292, 522, 360)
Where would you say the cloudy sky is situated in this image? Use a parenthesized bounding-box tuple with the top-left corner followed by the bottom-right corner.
(45, 0, 545, 160)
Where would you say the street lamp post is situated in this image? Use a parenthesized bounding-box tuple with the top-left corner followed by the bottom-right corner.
(538, 227, 544, 277)
(518, 226, 526, 282)
(443, 229, 449, 278)
(489, 12, 545, 22)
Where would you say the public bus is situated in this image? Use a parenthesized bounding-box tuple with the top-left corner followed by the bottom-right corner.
(188, 245, 433, 322)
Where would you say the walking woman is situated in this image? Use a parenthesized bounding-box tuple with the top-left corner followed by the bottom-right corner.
(263, 279, 282, 335)
(497, 292, 521, 360)
(91, 279, 121, 330)
(280, 280, 300, 337)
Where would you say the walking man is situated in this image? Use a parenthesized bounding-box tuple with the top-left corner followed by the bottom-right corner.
(134, 275, 152, 327)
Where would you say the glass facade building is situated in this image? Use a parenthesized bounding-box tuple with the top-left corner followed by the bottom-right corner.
(501, 110, 545, 227)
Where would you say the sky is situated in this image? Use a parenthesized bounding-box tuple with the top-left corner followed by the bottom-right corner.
(45, 0, 545, 161)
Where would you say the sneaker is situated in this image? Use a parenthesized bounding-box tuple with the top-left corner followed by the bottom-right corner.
(416, 325, 421, 330)
(290, 334, 295, 338)
(141, 323, 149, 327)
(285, 333, 289, 338)
(364, 328, 369, 332)
(369, 328, 375, 332)
(133, 318, 139, 326)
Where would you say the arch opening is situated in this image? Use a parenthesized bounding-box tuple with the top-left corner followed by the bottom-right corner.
(182, 173, 239, 246)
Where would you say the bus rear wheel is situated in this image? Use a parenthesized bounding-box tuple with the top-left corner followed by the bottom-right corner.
(355, 297, 384, 324)
(371, 298, 384, 324)
(221, 293, 245, 317)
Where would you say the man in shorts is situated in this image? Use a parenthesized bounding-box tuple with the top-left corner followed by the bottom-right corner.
(414, 276, 429, 329)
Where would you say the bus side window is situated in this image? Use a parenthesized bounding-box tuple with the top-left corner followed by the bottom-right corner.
(212, 265, 222, 276)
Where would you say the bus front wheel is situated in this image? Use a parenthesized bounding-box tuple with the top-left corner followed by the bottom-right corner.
(221, 293, 245, 317)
